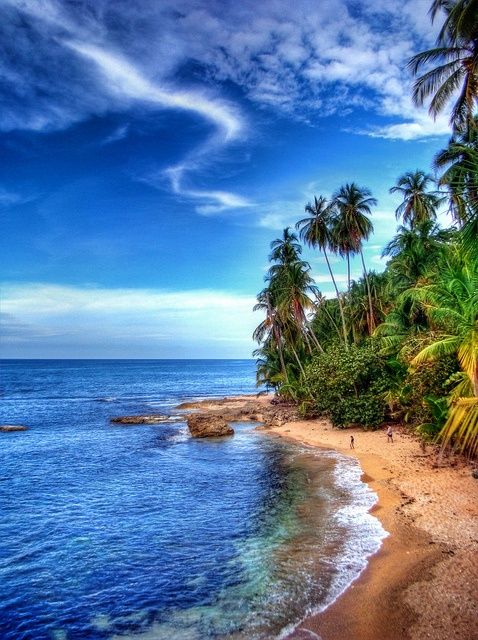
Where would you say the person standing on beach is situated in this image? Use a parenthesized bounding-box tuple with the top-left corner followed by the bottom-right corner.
(350, 435, 354, 449)
(387, 426, 393, 443)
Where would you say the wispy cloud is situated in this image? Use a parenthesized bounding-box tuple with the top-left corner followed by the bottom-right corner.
(65, 41, 243, 142)
(3, 0, 449, 142)
(159, 165, 254, 216)
(0, 187, 23, 206)
(101, 124, 129, 145)
(64, 40, 250, 212)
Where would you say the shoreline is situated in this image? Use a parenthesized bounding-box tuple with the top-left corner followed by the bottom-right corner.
(186, 396, 478, 640)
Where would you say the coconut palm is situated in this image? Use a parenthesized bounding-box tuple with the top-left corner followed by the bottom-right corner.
(389, 170, 443, 228)
(253, 287, 288, 384)
(408, 0, 478, 134)
(410, 251, 478, 392)
(254, 229, 324, 397)
(382, 220, 448, 290)
(270, 258, 324, 355)
(434, 121, 478, 223)
(347, 272, 390, 342)
(269, 227, 302, 265)
(408, 249, 478, 454)
(332, 183, 377, 334)
(296, 196, 349, 347)
(311, 293, 344, 345)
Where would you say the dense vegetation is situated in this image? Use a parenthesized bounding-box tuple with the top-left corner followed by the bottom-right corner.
(253, 0, 478, 457)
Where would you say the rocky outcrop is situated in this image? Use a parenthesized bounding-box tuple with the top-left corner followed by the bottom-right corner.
(110, 396, 297, 436)
(178, 396, 299, 432)
(262, 406, 299, 428)
(0, 425, 29, 432)
(187, 413, 234, 438)
(111, 415, 172, 425)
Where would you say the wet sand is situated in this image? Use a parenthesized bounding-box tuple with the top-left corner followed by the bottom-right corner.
(188, 397, 478, 640)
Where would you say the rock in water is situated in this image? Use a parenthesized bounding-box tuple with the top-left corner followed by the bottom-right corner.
(0, 425, 29, 432)
(187, 414, 234, 438)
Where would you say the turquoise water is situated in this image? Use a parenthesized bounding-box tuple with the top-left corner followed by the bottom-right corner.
(0, 360, 385, 639)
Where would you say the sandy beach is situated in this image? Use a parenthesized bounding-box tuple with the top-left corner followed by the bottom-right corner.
(187, 396, 478, 640)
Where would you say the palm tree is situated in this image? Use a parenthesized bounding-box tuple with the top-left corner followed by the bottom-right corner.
(434, 120, 478, 223)
(253, 288, 288, 384)
(332, 183, 377, 334)
(347, 272, 390, 342)
(311, 293, 344, 345)
(296, 196, 349, 347)
(407, 248, 478, 455)
(269, 227, 302, 265)
(271, 258, 324, 355)
(410, 250, 478, 393)
(253, 229, 324, 397)
(389, 170, 443, 228)
(382, 220, 450, 289)
(253, 342, 282, 391)
(408, 0, 478, 134)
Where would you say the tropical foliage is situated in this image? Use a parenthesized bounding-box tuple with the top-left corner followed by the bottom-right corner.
(253, 0, 478, 455)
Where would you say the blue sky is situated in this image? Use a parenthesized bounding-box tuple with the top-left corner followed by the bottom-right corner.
(1, 0, 454, 358)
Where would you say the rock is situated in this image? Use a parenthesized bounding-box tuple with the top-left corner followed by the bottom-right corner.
(0, 425, 29, 432)
(187, 414, 234, 438)
(111, 415, 171, 424)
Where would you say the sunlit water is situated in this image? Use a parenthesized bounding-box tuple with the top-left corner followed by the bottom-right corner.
(0, 360, 386, 640)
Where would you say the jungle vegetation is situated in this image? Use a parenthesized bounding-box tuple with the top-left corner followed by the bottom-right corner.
(253, 0, 478, 456)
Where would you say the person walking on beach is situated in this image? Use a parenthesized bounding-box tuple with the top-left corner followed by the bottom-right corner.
(350, 435, 354, 449)
(387, 426, 393, 443)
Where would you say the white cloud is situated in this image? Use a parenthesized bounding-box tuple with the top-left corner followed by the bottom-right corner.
(257, 211, 297, 231)
(64, 40, 250, 213)
(1, 283, 258, 357)
(311, 273, 348, 284)
(3, 0, 454, 143)
(158, 166, 254, 215)
(66, 41, 243, 143)
(370, 254, 388, 266)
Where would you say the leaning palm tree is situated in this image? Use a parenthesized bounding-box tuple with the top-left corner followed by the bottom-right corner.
(253, 288, 288, 384)
(408, 0, 478, 134)
(273, 259, 324, 354)
(296, 196, 348, 347)
(389, 170, 443, 228)
(332, 183, 377, 334)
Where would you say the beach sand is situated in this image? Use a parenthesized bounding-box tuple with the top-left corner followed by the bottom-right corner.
(269, 419, 478, 640)
(188, 397, 478, 640)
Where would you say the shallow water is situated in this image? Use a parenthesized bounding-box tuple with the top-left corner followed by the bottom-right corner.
(0, 360, 385, 639)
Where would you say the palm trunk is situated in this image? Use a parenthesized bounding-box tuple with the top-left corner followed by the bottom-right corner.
(290, 342, 307, 379)
(307, 323, 324, 353)
(360, 249, 375, 335)
(347, 253, 351, 292)
(323, 249, 349, 348)
(302, 329, 314, 356)
(274, 327, 289, 385)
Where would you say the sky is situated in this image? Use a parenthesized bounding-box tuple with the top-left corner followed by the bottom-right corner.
(0, 0, 455, 358)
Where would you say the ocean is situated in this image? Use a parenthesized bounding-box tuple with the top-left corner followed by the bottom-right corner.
(0, 360, 386, 640)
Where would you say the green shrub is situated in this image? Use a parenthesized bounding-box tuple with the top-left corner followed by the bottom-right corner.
(304, 342, 393, 428)
(400, 356, 458, 426)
